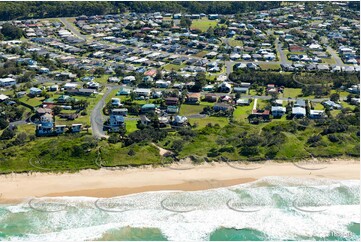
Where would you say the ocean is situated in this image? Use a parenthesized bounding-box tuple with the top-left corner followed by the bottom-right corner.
(0, 177, 359, 241)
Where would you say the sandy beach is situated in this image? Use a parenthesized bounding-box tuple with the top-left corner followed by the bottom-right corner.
(0, 159, 359, 203)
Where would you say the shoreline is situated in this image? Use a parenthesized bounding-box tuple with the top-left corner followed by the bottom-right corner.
(0, 159, 359, 204)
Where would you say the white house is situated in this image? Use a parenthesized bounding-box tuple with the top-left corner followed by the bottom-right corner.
(63, 83, 79, 90)
(0, 78, 16, 87)
(309, 110, 326, 119)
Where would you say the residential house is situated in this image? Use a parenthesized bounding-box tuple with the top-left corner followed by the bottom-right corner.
(208, 14, 219, 20)
(322, 100, 342, 110)
(294, 99, 306, 108)
(309, 110, 326, 119)
(164, 97, 179, 106)
(48, 85, 59, 92)
(111, 98, 122, 107)
(204, 93, 218, 102)
(139, 115, 151, 126)
(36, 113, 54, 136)
(70, 124, 82, 133)
(158, 117, 169, 127)
(108, 77, 120, 83)
(219, 82, 232, 93)
(122, 76, 136, 84)
(117, 87, 131, 96)
(66, 88, 96, 96)
(111, 108, 128, 116)
(292, 107, 306, 118)
(172, 115, 188, 126)
(347, 84, 360, 94)
(29, 87, 42, 96)
(57, 95, 72, 103)
(186, 93, 201, 104)
(63, 83, 79, 90)
(155, 80, 171, 88)
(0, 78, 17, 87)
(249, 109, 270, 122)
(54, 125, 66, 134)
(213, 103, 233, 112)
(141, 104, 157, 113)
(134, 88, 151, 97)
(166, 105, 179, 113)
(233, 87, 248, 94)
(0, 94, 9, 102)
(271, 106, 286, 118)
(236, 98, 250, 106)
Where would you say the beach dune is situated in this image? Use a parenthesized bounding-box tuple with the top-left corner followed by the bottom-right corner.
(0, 159, 359, 203)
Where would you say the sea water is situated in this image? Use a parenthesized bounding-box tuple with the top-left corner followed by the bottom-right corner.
(0, 177, 359, 241)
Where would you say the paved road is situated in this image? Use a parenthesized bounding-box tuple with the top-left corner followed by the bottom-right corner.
(60, 18, 87, 42)
(9, 120, 27, 126)
(275, 38, 288, 65)
(90, 86, 118, 138)
(326, 46, 344, 66)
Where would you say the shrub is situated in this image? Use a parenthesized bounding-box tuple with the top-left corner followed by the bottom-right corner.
(128, 149, 136, 156)
(108, 133, 121, 144)
(327, 134, 340, 143)
(0, 127, 16, 140)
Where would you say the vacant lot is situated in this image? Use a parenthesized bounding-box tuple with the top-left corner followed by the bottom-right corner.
(258, 63, 281, 71)
(191, 18, 218, 32)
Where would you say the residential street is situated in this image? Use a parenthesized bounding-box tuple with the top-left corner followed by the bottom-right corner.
(326, 46, 344, 66)
(90, 86, 118, 138)
(275, 38, 288, 65)
(59, 18, 87, 42)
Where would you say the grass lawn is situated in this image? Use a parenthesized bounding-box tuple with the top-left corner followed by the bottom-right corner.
(191, 18, 218, 32)
(194, 50, 208, 58)
(104, 89, 120, 104)
(188, 116, 229, 129)
(258, 63, 281, 71)
(16, 123, 36, 134)
(233, 101, 254, 121)
(256, 100, 270, 110)
(163, 64, 186, 71)
(19, 96, 44, 107)
(282, 88, 302, 98)
(340, 101, 355, 110)
(276, 132, 309, 159)
(228, 39, 243, 47)
(125, 119, 138, 134)
(57, 92, 104, 126)
(330, 90, 350, 99)
(322, 58, 336, 65)
(100, 142, 161, 167)
(0, 89, 14, 96)
(94, 74, 110, 85)
(311, 102, 324, 110)
(179, 103, 207, 116)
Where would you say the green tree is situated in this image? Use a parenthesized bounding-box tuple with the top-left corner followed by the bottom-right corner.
(171, 139, 184, 153)
(180, 17, 192, 29)
(193, 72, 207, 92)
(52, 106, 62, 115)
(330, 93, 340, 102)
(94, 67, 105, 76)
(13, 132, 27, 145)
(0, 118, 9, 130)
(0, 127, 16, 140)
(0, 23, 23, 40)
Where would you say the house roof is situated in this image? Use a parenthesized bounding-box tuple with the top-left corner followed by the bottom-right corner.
(292, 107, 306, 115)
(271, 106, 286, 112)
(186, 93, 201, 98)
